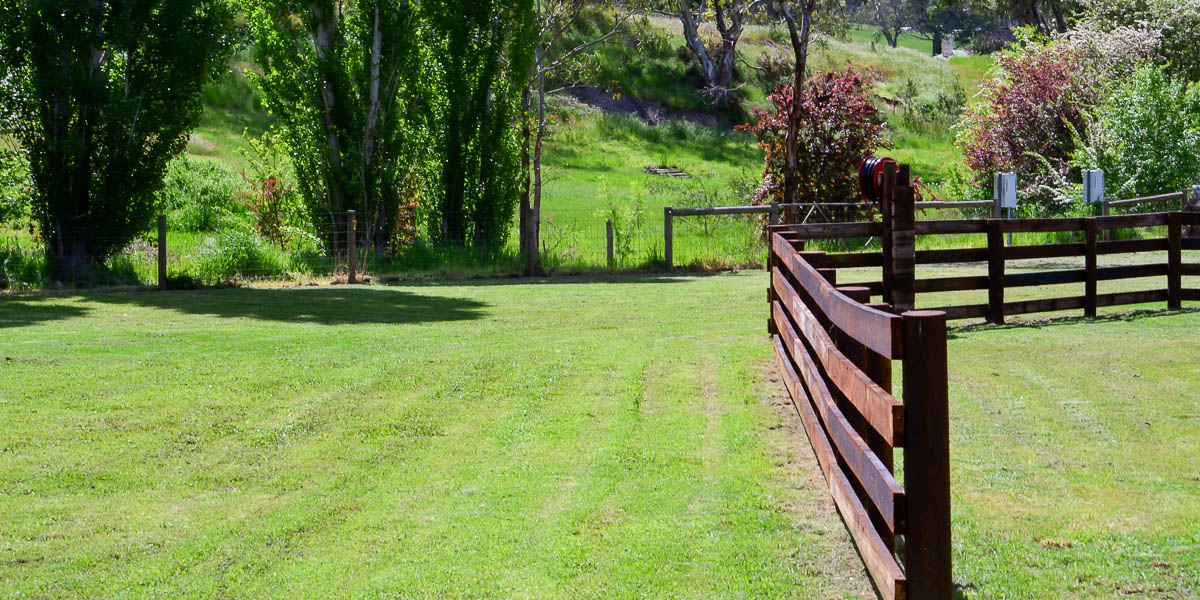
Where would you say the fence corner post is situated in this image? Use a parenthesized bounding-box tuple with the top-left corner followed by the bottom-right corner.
(664, 207, 673, 270)
(1168, 211, 1182, 310)
(986, 219, 1005, 324)
(347, 210, 357, 284)
(901, 309, 953, 600)
(768, 203, 780, 226)
(606, 219, 615, 269)
(889, 164, 916, 313)
(1084, 217, 1098, 318)
(157, 214, 167, 290)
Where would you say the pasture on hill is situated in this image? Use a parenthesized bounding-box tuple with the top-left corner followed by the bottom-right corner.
(1, 272, 1197, 598)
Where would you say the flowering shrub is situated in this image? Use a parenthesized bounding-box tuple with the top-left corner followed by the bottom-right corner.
(738, 67, 890, 210)
(1072, 65, 1200, 203)
(957, 34, 1098, 207)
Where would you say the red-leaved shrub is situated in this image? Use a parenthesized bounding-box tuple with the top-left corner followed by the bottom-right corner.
(738, 67, 890, 212)
(957, 38, 1099, 203)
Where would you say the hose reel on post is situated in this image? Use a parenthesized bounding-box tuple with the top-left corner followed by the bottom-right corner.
(858, 156, 897, 203)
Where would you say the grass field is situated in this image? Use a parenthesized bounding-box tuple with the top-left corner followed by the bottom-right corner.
(2, 272, 1198, 598)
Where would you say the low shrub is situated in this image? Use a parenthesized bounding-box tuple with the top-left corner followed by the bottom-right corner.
(192, 230, 287, 281)
(157, 157, 245, 232)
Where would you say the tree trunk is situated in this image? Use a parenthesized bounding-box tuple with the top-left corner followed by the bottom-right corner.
(520, 84, 534, 275)
(932, 27, 943, 57)
(533, 45, 546, 263)
(780, 0, 814, 223)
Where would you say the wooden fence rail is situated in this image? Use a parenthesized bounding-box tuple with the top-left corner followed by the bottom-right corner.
(768, 230, 951, 599)
(773, 199, 1200, 324)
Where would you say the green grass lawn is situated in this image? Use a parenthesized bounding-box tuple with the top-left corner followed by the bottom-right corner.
(0, 273, 873, 599)
(2, 272, 1198, 598)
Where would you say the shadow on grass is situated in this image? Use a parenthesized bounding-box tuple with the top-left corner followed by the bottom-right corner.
(84, 286, 489, 326)
(0, 299, 90, 329)
(380, 270, 721, 288)
(948, 307, 1200, 338)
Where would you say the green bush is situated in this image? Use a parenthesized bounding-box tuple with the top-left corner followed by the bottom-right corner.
(1072, 65, 1200, 203)
(0, 238, 46, 290)
(0, 149, 30, 226)
(157, 157, 245, 232)
(192, 230, 286, 281)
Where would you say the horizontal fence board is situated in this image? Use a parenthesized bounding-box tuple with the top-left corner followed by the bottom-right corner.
(773, 235, 903, 359)
(1097, 238, 1168, 254)
(820, 253, 885, 268)
(1003, 295, 1086, 316)
(773, 303, 903, 532)
(937, 304, 989, 320)
(670, 205, 771, 216)
(1098, 263, 1169, 280)
(915, 220, 989, 235)
(1183, 264, 1200, 277)
(1002, 218, 1086, 233)
(1095, 289, 1168, 307)
(773, 269, 904, 444)
(1183, 213, 1200, 225)
(915, 200, 994, 209)
(1096, 212, 1170, 230)
(914, 275, 989, 293)
(1185, 238, 1200, 251)
(916, 248, 990, 264)
(1004, 243, 1086, 260)
(1107, 193, 1184, 207)
(1006, 269, 1084, 287)
(771, 337, 906, 600)
(772, 222, 883, 239)
(1183, 289, 1200, 301)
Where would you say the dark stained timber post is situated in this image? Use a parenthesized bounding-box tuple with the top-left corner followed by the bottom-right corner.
(891, 165, 916, 313)
(986, 219, 1005, 324)
(348, 210, 358, 284)
(880, 162, 897, 305)
(1085, 218, 1098, 318)
(664, 207, 673, 270)
(606, 219, 615, 269)
(157, 214, 167, 290)
(1169, 212, 1182, 309)
(902, 309, 953, 599)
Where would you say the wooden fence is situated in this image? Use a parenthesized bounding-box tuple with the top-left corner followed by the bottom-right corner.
(771, 166, 1200, 323)
(768, 232, 951, 599)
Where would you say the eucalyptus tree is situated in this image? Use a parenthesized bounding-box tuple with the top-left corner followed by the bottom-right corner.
(661, 0, 766, 107)
(0, 0, 233, 278)
(245, 0, 420, 253)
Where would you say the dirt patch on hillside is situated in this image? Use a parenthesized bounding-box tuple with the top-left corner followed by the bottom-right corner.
(562, 85, 727, 129)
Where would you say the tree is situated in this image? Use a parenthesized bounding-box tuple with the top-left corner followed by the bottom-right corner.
(521, 2, 634, 275)
(665, 0, 762, 107)
(245, 0, 419, 255)
(778, 0, 815, 218)
(863, 0, 916, 49)
(424, 0, 536, 249)
(739, 67, 890, 211)
(0, 0, 232, 278)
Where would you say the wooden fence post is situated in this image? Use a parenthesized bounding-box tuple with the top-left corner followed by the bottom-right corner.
(768, 203, 780, 226)
(606, 219, 615, 268)
(347, 210, 357, 284)
(1169, 211, 1182, 310)
(890, 165, 916, 313)
(986, 219, 1005, 324)
(1084, 218, 1098, 318)
(664, 207, 673, 269)
(881, 164, 896, 305)
(157, 214, 167, 290)
(901, 309, 953, 599)
(1101, 201, 1111, 242)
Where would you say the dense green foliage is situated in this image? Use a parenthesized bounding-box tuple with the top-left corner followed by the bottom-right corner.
(1073, 65, 1200, 202)
(0, 0, 232, 278)
(245, 0, 421, 254)
(423, 0, 535, 248)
